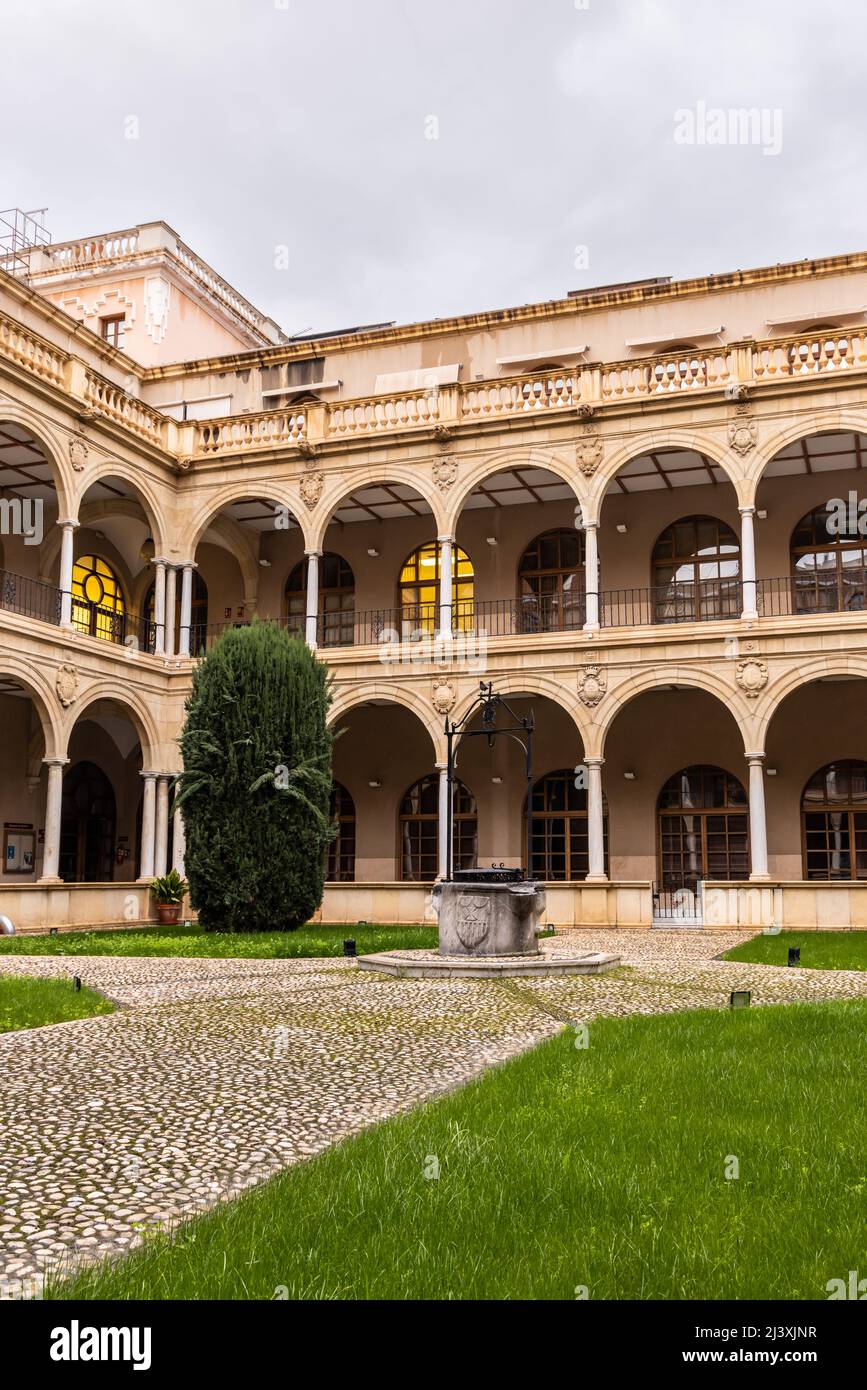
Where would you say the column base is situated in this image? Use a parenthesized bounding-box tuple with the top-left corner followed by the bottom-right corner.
(585, 874, 609, 884)
(582, 624, 600, 637)
(749, 873, 772, 883)
(740, 610, 758, 623)
(37, 876, 63, 886)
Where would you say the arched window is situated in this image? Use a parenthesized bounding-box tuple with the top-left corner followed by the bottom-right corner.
(652, 516, 740, 623)
(398, 774, 476, 882)
(60, 761, 116, 882)
(802, 760, 867, 880)
(145, 572, 209, 654)
(526, 769, 608, 881)
(657, 765, 749, 891)
(327, 782, 356, 881)
(398, 542, 474, 634)
(518, 529, 586, 632)
(71, 555, 125, 642)
(285, 553, 355, 647)
(790, 506, 867, 615)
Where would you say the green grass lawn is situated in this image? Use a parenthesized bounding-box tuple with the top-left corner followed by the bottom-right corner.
(723, 929, 867, 972)
(0, 922, 437, 959)
(47, 998, 866, 1301)
(0, 975, 114, 1034)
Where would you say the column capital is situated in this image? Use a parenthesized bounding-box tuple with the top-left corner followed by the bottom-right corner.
(304, 548, 323, 559)
(180, 559, 198, 572)
(745, 751, 766, 765)
(738, 504, 757, 517)
(56, 517, 79, 531)
(584, 755, 605, 769)
(140, 768, 160, 781)
(42, 756, 69, 769)
(435, 760, 448, 772)
(437, 534, 456, 545)
(152, 556, 170, 569)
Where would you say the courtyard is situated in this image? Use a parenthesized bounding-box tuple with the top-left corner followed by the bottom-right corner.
(1, 928, 865, 1299)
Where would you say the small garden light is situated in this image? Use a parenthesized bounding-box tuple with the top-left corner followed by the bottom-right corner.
(49, 927, 58, 936)
(788, 947, 801, 967)
(73, 975, 82, 992)
(730, 990, 751, 1009)
(343, 939, 357, 958)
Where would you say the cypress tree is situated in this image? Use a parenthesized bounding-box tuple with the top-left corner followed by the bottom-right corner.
(177, 621, 335, 932)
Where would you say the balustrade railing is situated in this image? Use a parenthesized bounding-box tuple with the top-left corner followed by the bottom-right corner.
(0, 570, 62, 624)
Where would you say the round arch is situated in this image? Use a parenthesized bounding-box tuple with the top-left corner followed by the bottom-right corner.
(594, 668, 753, 758)
(447, 445, 585, 529)
(61, 683, 162, 768)
(311, 467, 447, 552)
(589, 429, 747, 523)
(754, 657, 867, 750)
(0, 660, 63, 759)
(72, 464, 170, 557)
(327, 685, 444, 759)
(0, 406, 74, 520)
(450, 675, 592, 750)
(745, 412, 867, 494)
(186, 482, 307, 557)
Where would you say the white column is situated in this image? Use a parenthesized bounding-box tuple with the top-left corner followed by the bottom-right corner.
(305, 550, 321, 649)
(583, 522, 600, 631)
(164, 566, 177, 657)
(747, 753, 770, 881)
(586, 756, 607, 882)
(138, 771, 158, 881)
(437, 762, 450, 879)
(58, 519, 78, 628)
(154, 775, 170, 877)
(172, 802, 186, 879)
(740, 506, 758, 620)
(38, 756, 68, 883)
(153, 561, 167, 656)
(178, 564, 194, 657)
(438, 535, 454, 637)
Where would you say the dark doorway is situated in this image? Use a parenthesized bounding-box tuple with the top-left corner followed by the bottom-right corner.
(59, 761, 117, 882)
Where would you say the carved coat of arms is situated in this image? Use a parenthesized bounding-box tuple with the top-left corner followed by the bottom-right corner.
(456, 894, 491, 950)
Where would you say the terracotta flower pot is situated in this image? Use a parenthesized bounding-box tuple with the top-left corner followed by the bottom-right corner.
(156, 903, 182, 925)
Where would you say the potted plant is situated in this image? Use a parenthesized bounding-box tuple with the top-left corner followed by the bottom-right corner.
(151, 869, 189, 925)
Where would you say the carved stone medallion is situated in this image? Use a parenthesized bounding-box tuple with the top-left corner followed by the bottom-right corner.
(575, 423, 603, 476)
(432, 678, 457, 715)
(68, 434, 88, 472)
(299, 471, 324, 511)
(577, 663, 607, 707)
(56, 664, 79, 708)
(433, 456, 458, 492)
(456, 895, 491, 950)
(728, 401, 758, 457)
(736, 658, 768, 698)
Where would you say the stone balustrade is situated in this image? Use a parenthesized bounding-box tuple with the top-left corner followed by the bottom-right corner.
(327, 387, 442, 436)
(84, 369, 167, 446)
(0, 311, 68, 389)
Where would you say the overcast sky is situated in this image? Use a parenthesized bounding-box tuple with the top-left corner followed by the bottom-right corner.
(2, 0, 865, 336)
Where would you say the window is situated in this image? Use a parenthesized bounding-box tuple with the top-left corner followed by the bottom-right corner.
(657, 765, 749, 890)
(398, 541, 474, 634)
(652, 516, 740, 622)
(327, 783, 356, 881)
(790, 506, 867, 614)
(71, 555, 125, 643)
(285, 553, 355, 647)
(526, 769, 608, 881)
(802, 760, 867, 880)
(518, 529, 586, 632)
(100, 315, 126, 350)
(398, 775, 476, 882)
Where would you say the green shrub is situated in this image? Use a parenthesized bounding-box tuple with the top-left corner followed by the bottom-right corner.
(177, 621, 334, 932)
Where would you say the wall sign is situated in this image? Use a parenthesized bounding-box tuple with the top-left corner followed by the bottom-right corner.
(4, 822, 35, 875)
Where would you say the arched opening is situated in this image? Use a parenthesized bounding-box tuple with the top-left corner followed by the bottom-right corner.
(651, 516, 740, 623)
(144, 572, 209, 654)
(192, 495, 303, 648)
(398, 540, 474, 633)
(398, 774, 476, 882)
(0, 420, 66, 625)
(327, 781, 356, 882)
(801, 760, 867, 880)
(59, 760, 117, 882)
(525, 768, 608, 881)
(517, 529, 586, 632)
(790, 505, 867, 614)
(285, 553, 355, 647)
(657, 764, 749, 891)
(71, 554, 126, 642)
(0, 670, 51, 879)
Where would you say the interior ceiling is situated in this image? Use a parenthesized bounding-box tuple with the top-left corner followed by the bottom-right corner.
(0, 422, 58, 503)
(761, 431, 866, 478)
(464, 468, 574, 508)
(330, 484, 431, 525)
(0, 673, 30, 699)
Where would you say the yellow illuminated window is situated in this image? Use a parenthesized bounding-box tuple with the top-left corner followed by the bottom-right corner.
(398, 541, 474, 633)
(71, 555, 125, 643)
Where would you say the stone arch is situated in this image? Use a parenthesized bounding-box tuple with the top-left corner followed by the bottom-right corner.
(186, 481, 306, 556)
(754, 656, 867, 751)
(450, 673, 592, 750)
(446, 445, 586, 531)
(594, 667, 753, 758)
(72, 461, 169, 556)
(61, 682, 162, 768)
(0, 659, 63, 760)
(327, 684, 444, 760)
(588, 428, 748, 522)
(745, 408, 867, 495)
(0, 403, 75, 520)
(311, 465, 447, 552)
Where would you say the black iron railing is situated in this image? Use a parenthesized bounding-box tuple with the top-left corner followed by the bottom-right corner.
(0, 569, 62, 624)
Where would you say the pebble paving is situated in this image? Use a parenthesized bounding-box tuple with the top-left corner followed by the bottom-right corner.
(1, 929, 865, 1297)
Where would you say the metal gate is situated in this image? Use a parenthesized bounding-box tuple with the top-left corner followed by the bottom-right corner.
(652, 879, 705, 928)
